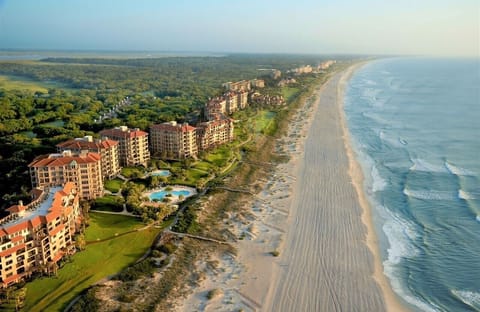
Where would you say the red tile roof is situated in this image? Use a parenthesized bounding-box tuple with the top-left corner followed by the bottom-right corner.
(57, 138, 118, 150)
(151, 123, 196, 133)
(0, 243, 26, 257)
(28, 152, 101, 167)
(2, 273, 21, 285)
(100, 127, 148, 139)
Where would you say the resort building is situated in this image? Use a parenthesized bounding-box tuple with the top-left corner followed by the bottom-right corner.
(0, 183, 80, 287)
(196, 118, 234, 150)
(28, 151, 103, 200)
(222, 80, 251, 92)
(250, 79, 265, 89)
(150, 122, 198, 160)
(56, 136, 121, 179)
(205, 97, 227, 121)
(99, 126, 150, 167)
(237, 90, 249, 109)
(225, 91, 239, 114)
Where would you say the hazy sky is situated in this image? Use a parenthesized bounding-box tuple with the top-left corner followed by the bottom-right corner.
(0, 0, 478, 56)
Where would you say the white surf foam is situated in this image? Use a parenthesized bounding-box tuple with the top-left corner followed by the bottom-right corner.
(451, 289, 480, 310)
(410, 158, 449, 174)
(445, 162, 476, 176)
(458, 190, 480, 200)
(378, 130, 405, 148)
(382, 209, 441, 312)
(476, 215, 480, 223)
(382, 210, 420, 265)
(371, 165, 387, 192)
(403, 188, 457, 201)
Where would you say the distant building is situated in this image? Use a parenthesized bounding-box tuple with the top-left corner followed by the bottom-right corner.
(56, 136, 120, 179)
(250, 79, 265, 89)
(318, 60, 336, 70)
(237, 90, 249, 110)
(223, 80, 251, 92)
(225, 91, 240, 114)
(150, 121, 198, 160)
(99, 126, 150, 167)
(291, 65, 313, 75)
(28, 151, 103, 200)
(270, 70, 282, 80)
(205, 97, 227, 121)
(0, 183, 81, 287)
(196, 119, 234, 150)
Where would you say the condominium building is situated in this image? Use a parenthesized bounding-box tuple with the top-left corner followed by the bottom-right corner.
(150, 122, 198, 160)
(56, 136, 120, 179)
(250, 79, 265, 89)
(222, 80, 251, 92)
(0, 183, 80, 287)
(99, 126, 150, 167)
(225, 91, 239, 114)
(28, 151, 103, 200)
(205, 97, 227, 121)
(237, 90, 249, 110)
(196, 118, 234, 150)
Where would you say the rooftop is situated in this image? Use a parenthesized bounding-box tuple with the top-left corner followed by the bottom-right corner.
(0, 186, 63, 234)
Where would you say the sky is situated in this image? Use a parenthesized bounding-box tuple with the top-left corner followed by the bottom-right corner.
(0, 0, 478, 57)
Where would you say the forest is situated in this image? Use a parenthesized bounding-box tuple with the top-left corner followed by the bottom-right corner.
(0, 54, 333, 210)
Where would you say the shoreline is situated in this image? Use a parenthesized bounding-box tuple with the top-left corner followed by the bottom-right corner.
(337, 63, 408, 312)
(176, 63, 409, 312)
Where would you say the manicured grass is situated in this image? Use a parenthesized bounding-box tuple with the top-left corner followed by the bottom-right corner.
(121, 166, 145, 179)
(92, 195, 123, 212)
(205, 146, 231, 167)
(193, 161, 214, 172)
(104, 178, 124, 193)
(281, 86, 300, 103)
(85, 213, 142, 242)
(255, 110, 276, 133)
(23, 213, 160, 312)
(171, 168, 208, 186)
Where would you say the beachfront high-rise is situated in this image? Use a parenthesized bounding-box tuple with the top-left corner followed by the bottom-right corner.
(196, 118, 234, 150)
(150, 122, 198, 160)
(0, 183, 80, 288)
(99, 126, 150, 167)
(56, 136, 121, 179)
(28, 151, 103, 200)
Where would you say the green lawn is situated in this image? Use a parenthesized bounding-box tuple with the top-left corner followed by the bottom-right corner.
(85, 213, 142, 242)
(205, 146, 232, 167)
(104, 178, 124, 193)
(23, 213, 160, 312)
(92, 195, 123, 212)
(281, 86, 300, 103)
(255, 110, 276, 133)
(193, 161, 214, 172)
(121, 166, 145, 179)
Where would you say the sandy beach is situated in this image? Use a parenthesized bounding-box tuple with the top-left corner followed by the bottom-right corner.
(176, 65, 408, 312)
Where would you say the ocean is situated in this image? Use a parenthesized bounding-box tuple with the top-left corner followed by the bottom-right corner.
(344, 58, 480, 312)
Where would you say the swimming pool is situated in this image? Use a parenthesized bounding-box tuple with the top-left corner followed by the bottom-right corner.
(149, 189, 192, 201)
(150, 170, 171, 177)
